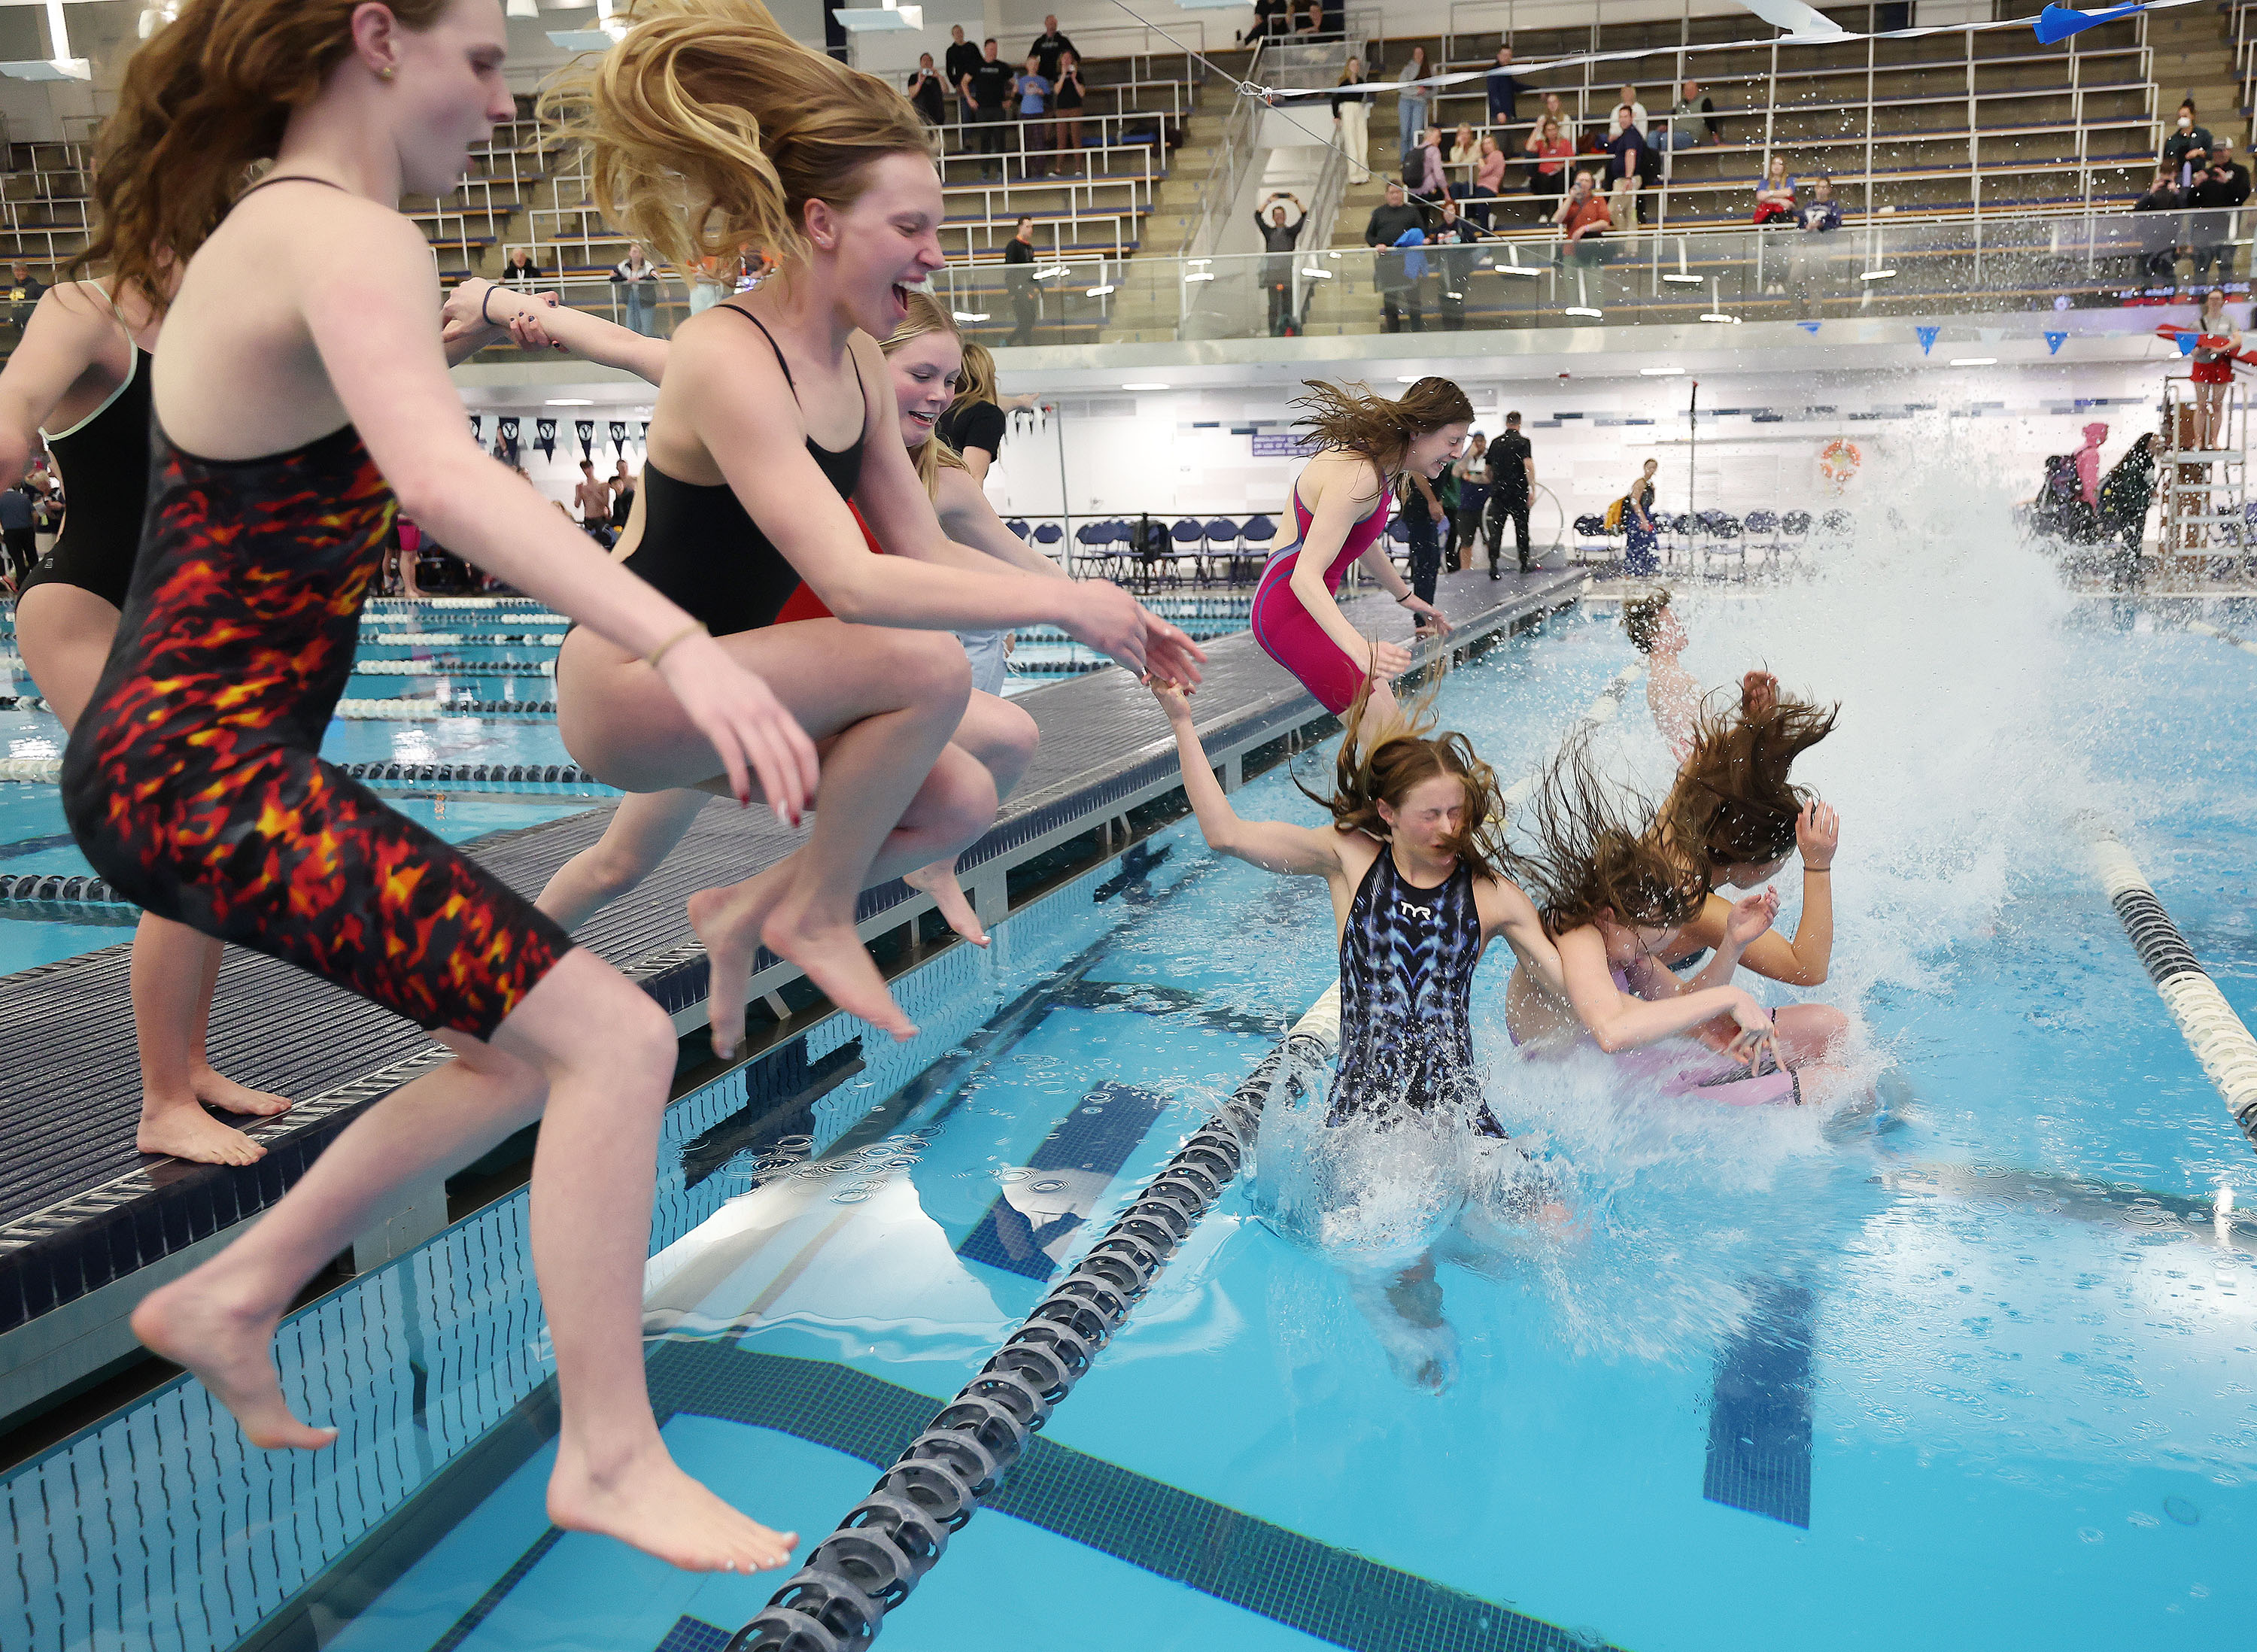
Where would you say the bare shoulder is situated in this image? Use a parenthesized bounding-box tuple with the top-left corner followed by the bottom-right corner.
(1306, 448, 1383, 507)
(1329, 825, 1378, 879)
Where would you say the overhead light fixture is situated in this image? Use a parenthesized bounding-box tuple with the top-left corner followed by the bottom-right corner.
(952, 309, 989, 323)
(1700, 311, 1740, 324)
(1300, 266, 1333, 279)
(1564, 306, 1602, 318)
(1032, 264, 1068, 281)
(1443, 290, 1464, 300)
(1640, 366, 1684, 376)
(1697, 275, 1736, 323)
(1563, 269, 1599, 318)
(1949, 357, 1996, 367)
(1859, 267, 1897, 281)
(550, 0, 632, 49)
(831, 0, 924, 29)
(545, 398, 595, 405)
(1122, 381, 1171, 390)
(1395, 375, 1422, 384)
(1493, 255, 1540, 278)
(1183, 270, 1217, 283)
(1086, 283, 1116, 296)
(1662, 237, 1703, 284)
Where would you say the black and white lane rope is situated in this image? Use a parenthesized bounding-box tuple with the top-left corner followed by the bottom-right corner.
(2186, 618, 2257, 657)
(2080, 814, 2257, 1147)
(724, 995, 1341, 1652)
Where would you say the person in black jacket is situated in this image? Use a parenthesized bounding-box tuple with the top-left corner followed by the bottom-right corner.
(1002, 215, 1040, 345)
(1029, 15, 1076, 77)
(964, 38, 1013, 180)
(2189, 135, 2250, 281)
(2161, 100, 2212, 187)
(1365, 182, 1426, 333)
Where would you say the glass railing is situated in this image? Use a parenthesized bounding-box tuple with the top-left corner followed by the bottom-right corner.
(450, 208, 2252, 360)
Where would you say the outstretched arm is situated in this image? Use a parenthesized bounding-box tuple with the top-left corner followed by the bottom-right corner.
(1479, 876, 1565, 997)
(1557, 925, 1774, 1058)
(444, 278, 669, 384)
(1150, 676, 1340, 875)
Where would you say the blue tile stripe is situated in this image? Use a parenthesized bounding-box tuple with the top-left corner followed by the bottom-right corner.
(957, 1081, 1171, 1280)
(1702, 1281, 1816, 1529)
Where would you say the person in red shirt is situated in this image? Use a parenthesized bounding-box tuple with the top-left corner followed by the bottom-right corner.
(1554, 169, 1611, 267)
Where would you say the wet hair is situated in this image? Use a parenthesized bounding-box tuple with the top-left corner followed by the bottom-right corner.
(79, 0, 451, 314)
(952, 339, 998, 411)
(879, 289, 969, 497)
(1620, 589, 1672, 654)
(1292, 377, 1475, 480)
(1298, 676, 1527, 885)
(549, 0, 936, 276)
(1666, 686, 1838, 873)
(1523, 733, 1708, 934)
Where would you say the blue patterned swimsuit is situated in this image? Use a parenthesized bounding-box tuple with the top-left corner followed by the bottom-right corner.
(1325, 846, 1510, 1137)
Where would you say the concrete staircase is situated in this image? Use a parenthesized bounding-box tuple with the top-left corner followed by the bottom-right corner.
(2145, 4, 2243, 148)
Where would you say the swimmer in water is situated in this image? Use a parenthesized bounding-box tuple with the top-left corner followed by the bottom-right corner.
(1249, 378, 1463, 734)
(1620, 588, 1700, 761)
(1151, 667, 1563, 1389)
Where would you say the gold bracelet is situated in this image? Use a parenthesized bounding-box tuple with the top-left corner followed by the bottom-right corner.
(645, 619, 707, 670)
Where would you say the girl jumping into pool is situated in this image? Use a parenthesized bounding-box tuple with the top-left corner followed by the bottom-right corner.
(527, 287, 1147, 951)
(70, 0, 820, 1574)
(1250, 378, 1464, 731)
(543, 0, 1203, 1051)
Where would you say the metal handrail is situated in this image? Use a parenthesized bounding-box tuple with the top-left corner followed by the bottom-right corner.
(1188, 41, 1268, 259)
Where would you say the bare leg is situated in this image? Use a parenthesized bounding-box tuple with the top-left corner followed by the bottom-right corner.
(131, 949, 797, 1572)
(536, 788, 710, 931)
(1346, 1254, 1457, 1392)
(558, 621, 973, 1047)
(131, 918, 290, 1165)
(20, 582, 293, 1166)
(397, 544, 424, 599)
(901, 689, 1040, 946)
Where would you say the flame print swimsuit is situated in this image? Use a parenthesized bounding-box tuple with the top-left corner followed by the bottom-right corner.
(61, 421, 572, 1040)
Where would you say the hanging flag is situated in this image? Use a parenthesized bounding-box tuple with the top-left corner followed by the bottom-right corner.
(1915, 326, 1940, 355)
(2045, 331, 2067, 354)
(1797, 321, 1820, 334)
(639, 421, 652, 448)
(609, 421, 628, 457)
(535, 418, 558, 460)
(497, 415, 521, 466)
(469, 413, 483, 446)
(576, 419, 595, 460)
(2033, 2, 2145, 44)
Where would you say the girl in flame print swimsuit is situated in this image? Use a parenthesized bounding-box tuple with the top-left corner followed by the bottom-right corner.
(62, 424, 570, 1038)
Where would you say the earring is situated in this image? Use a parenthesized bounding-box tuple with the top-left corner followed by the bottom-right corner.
(377, 65, 396, 81)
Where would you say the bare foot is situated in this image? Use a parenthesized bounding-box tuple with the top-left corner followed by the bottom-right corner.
(761, 894, 917, 1044)
(137, 1096, 269, 1166)
(688, 867, 793, 1059)
(193, 1066, 293, 1119)
(549, 1438, 797, 1572)
(903, 859, 989, 947)
(132, 1273, 337, 1449)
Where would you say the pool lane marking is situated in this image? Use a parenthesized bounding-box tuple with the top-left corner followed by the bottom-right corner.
(1500, 664, 1648, 812)
(2079, 815, 2257, 1151)
(2186, 617, 2257, 655)
(958, 1080, 1173, 1280)
(1703, 1283, 1818, 1529)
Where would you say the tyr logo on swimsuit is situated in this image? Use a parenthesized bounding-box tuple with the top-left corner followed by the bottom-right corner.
(1395, 899, 1434, 919)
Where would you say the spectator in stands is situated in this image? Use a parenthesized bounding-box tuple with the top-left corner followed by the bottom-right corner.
(1291, 0, 1324, 40)
(5, 262, 42, 335)
(2131, 166, 2185, 278)
(1487, 47, 1524, 126)
(1255, 191, 1307, 336)
(1013, 53, 1053, 178)
(1029, 15, 1076, 78)
(1411, 126, 1452, 205)
(965, 38, 1014, 181)
(1660, 80, 1722, 151)
(2189, 290, 2240, 448)
(1003, 214, 1040, 346)
(1432, 199, 1480, 330)
(1554, 169, 1611, 267)
(1365, 181, 1426, 333)
(610, 242, 661, 336)
(1527, 114, 1572, 204)
(906, 53, 946, 129)
(1533, 90, 1566, 141)
(2134, 167, 2181, 212)
(502, 246, 542, 284)
(1604, 105, 1648, 226)
(1752, 156, 1797, 224)
(1333, 59, 1375, 187)
(609, 459, 636, 536)
(1788, 177, 1843, 314)
(1615, 84, 1648, 138)
(945, 25, 983, 132)
(2162, 100, 2211, 189)
(1466, 134, 1507, 226)
(573, 460, 614, 548)
(937, 343, 1007, 481)
(1620, 457, 1660, 575)
(2189, 137, 2249, 281)
(1396, 46, 1432, 164)
(1244, 0, 1286, 44)
(1447, 119, 1478, 172)
(1053, 51, 1086, 175)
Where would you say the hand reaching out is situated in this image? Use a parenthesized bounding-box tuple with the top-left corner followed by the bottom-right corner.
(1136, 606, 1208, 688)
(1797, 798, 1839, 870)
(1739, 669, 1779, 719)
(1403, 596, 1453, 638)
(1147, 673, 1195, 727)
(1368, 634, 1414, 679)
(1723, 992, 1778, 1066)
(1723, 886, 1780, 950)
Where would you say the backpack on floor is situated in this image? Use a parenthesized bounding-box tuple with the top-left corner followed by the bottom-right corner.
(1602, 497, 1626, 531)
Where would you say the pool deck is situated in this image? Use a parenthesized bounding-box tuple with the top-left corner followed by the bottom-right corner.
(0, 563, 1584, 1417)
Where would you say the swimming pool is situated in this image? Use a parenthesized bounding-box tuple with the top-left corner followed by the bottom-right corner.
(4, 545, 2255, 1652)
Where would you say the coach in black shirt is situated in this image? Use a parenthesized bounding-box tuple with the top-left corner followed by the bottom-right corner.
(1484, 412, 1535, 575)
(965, 41, 1015, 178)
(1029, 14, 1077, 78)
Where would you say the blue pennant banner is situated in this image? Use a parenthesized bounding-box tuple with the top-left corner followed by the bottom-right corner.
(2045, 331, 2067, 354)
(2033, 2, 2145, 44)
(1915, 326, 1940, 355)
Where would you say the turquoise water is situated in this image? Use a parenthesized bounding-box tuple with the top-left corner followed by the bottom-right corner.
(5, 585, 2257, 1651)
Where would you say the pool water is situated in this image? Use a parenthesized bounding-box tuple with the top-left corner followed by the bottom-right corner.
(6, 548, 2257, 1652)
